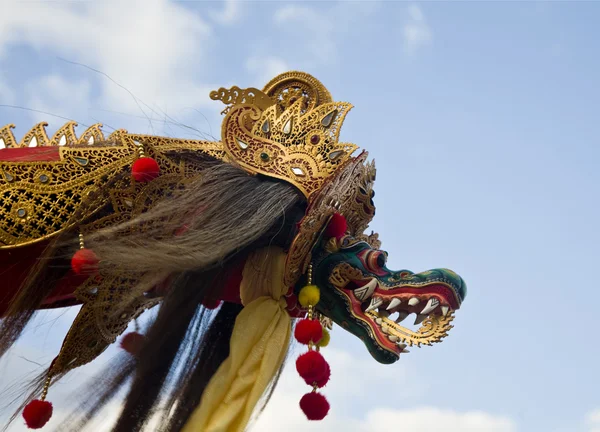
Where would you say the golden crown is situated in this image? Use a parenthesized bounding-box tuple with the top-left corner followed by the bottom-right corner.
(212, 71, 359, 199)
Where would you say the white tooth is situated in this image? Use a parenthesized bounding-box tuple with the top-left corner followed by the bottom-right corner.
(355, 278, 378, 301)
(396, 343, 410, 352)
(441, 306, 449, 316)
(365, 297, 383, 312)
(401, 348, 410, 353)
(386, 298, 402, 310)
(414, 314, 427, 325)
(408, 297, 420, 306)
(388, 335, 399, 342)
(420, 298, 439, 315)
(395, 311, 409, 323)
(381, 324, 390, 334)
(375, 317, 383, 325)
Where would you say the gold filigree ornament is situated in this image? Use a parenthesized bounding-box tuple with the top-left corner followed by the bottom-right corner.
(212, 71, 359, 200)
(283, 152, 379, 287)
(0, 71, 376, 376)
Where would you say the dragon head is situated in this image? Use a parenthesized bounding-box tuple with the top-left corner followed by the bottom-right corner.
(309, 233, 467, 364)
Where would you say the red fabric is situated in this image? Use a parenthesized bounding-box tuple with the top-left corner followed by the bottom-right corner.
(0, 242, 90, 317)
(299, 392, 330, 421)
(294, 319, 323, 345)
(220, 256, 245, 304)
(0, 147, 61, 162)
(132, 157, 160, 182)
(296, 350, 328, 383)
(325, 212, 347, 238)
(22, 400, 53, 429)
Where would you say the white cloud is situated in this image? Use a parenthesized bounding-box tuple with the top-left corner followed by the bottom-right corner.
(245, 56, 289, 86)
(0, 75, 14, 105)
(25, 75, 92, 124)
(587, 408, 600, 432)
(403, 4, 433, 54)
(209, 0, 243, 25)
(0, 0, 217, 130)
(256, 346, 515, 432)
(272, 2, 379, 68)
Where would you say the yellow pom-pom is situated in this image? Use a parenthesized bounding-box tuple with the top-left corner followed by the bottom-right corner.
(318, 328, 330, 347)
(298, 284, 320, 307)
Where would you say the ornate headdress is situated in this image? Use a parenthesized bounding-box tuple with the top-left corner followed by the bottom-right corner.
(0, 72, 467, 431)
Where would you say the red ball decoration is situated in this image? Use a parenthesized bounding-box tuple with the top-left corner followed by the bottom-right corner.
(294, 319, 323, 345)
(132, 157, 160, 182)
(296, 350, 328, 383)
(311, 360, 331, 388)
(299, 392, 330, 421)
(325, 213, 347, 239)
(120, 332, 146, 356)
(22, 399, 53, 429)
(71, 248, 99, 275)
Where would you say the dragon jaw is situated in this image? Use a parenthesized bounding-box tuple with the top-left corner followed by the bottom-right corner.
(312, 239, 467, 364)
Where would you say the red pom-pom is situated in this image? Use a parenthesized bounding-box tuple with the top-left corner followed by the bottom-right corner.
(120, 332, 146, 356)
(23, 399, 53, 429)
(299, 392, 330, 420)
(296, 350, 328, 383)
(294, 319, 323, 345)
(71, 248, 99, 275)
(132, 157, 160, 182)
(310, 360, 331, 388)
(325, 213, 347, 238)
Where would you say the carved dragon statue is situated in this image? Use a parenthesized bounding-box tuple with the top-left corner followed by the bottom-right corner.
(0, 71, 467, 431)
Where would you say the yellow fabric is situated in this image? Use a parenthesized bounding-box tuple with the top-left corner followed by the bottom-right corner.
(182, 246, 292, 432)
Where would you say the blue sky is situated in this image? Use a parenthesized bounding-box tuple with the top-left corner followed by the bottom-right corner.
(1, 1, 599, 431)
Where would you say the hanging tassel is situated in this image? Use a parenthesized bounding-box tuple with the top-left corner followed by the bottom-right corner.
(131, 144, 160, 182)
(22, 375, 53, 429)
(294, 263, 331, 421)
(71, 233, 99, 275)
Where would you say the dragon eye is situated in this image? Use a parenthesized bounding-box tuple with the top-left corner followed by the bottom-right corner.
(376, 253, 386, 268)
(366, 251, 387, 272)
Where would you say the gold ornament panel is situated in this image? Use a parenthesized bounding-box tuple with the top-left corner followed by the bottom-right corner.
(283, 152, 377, 287)
(0, 122, 226, 249)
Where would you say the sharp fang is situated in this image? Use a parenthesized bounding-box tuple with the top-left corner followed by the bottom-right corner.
(397, 343, 408, 353)
(401, 348, 410, 353)
(414, 314, 427, 325)
(387, 298, 402, 310)
(408, 297, 420, 306)
(395, 311, 409, 323)
(420, 298, 439, 315)
(366, 297, 383, 312)
(441, 306, 449, 316)
(355, 278, 378, 301)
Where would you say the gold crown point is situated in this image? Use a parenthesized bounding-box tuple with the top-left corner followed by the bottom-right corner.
(0, 121, 108, 149)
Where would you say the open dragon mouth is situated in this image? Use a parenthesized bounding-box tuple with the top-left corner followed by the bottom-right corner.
(329, 269, 462, 363)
